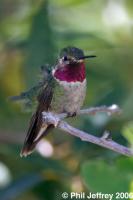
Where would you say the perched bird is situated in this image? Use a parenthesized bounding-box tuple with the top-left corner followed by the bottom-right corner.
(20, 46, 96, 157)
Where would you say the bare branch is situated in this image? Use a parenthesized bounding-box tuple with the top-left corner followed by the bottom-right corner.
(58, 121, 132, 156)
(78, 104, 122, 116)
(42, 105, 133, 157)
(48, 104, 122, 120)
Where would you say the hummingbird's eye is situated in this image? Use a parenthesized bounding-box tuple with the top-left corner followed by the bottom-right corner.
(63, 56, 68, 61)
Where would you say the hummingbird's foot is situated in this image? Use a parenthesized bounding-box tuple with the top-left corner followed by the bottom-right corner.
(67, 112, 77, 118)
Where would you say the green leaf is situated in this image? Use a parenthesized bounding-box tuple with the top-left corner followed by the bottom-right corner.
(81, 160, 131, 197)
(122, 122, 133, 147)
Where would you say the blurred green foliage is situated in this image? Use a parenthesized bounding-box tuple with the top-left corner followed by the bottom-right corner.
(0, 0, 133, 199)
(81, 159, 131, 197)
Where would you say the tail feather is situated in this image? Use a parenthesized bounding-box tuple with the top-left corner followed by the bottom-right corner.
(20, 112, 53, 157)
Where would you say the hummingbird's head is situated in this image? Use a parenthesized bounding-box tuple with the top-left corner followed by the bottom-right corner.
(59, 46, 96, 65)
(53, 46, 96, 82)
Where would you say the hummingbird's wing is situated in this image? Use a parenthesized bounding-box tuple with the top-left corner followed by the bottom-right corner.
(20, 68, 55, 157)
(9, 65, 51, 111)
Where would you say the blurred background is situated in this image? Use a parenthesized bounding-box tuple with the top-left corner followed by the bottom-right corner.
(0, 0, 133, 199)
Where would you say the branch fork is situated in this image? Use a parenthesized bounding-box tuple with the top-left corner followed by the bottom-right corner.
(42, 105, 133, 157)
(43, 112, 60, 127)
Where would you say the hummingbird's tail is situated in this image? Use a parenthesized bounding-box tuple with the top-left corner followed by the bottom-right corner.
(20, 112, 53, 157)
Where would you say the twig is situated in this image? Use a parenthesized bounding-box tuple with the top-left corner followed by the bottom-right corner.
(53, 104, 122, 119)
(42, 105, 133, 157)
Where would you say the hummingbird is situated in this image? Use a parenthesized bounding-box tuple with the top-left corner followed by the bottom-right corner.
(20, 46, 96, 157)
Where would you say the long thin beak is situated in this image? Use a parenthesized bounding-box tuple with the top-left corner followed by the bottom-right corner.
(78, 55, 96, 60)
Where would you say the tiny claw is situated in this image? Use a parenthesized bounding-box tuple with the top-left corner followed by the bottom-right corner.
(67, 112, 77, 118)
